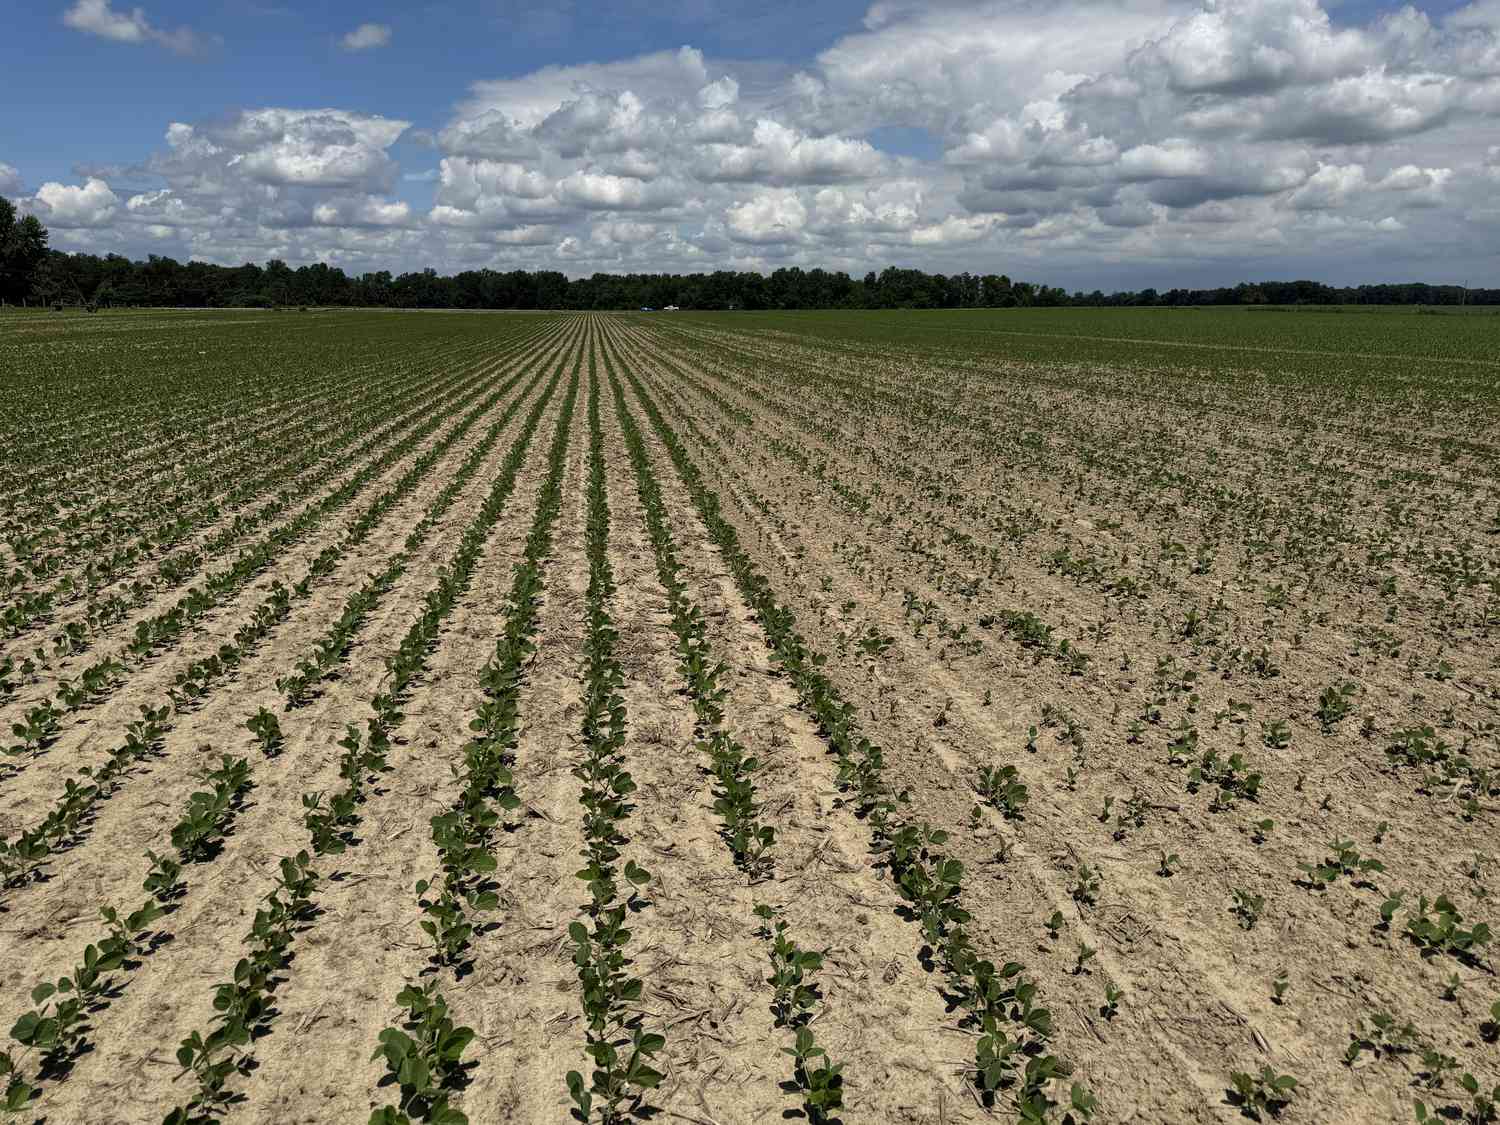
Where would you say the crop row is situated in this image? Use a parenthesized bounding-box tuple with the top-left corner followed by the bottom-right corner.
(162, 331, 577, 1125)
(606, 325, 1095, 1122)
(600, 334, 844, 1119)
(2, 330, 505, 590)
(0, 321, 568, 785)
(562, 341, 666, 1125)
(0, 329, 580, 1119)
(618, 314, 1499, 1122)
(2, 348, 431, 603)
(0, 335, 500, 644)
(0, 345, 501, 670)
(0, 327, 570, 889)
(370, 333, 581, 1125)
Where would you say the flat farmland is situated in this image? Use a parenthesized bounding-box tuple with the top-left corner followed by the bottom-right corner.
(1, 306, 1497, 1125)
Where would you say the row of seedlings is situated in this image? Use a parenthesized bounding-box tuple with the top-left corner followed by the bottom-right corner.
(158, 337, 577, 1125)
(0, 327, 555, 775)
(271, 343, 562, 711)
(0, 334, 488, 644)
(0, 751, 254, 1112)
(612, 342, 1098, 1124)
(628, 321, 1500, 1121)
(0, 329, 484, 567)
(639, 316, 1500, 1121)
(602, 346, 844, 1121)
(3, 331, 504, 670)
(563, 348, 667, 1125)
(0, 340, 573, 1118)
(0, 321, 423, 553)
(0, 338, 564, 888)
(1, 352, 358, 591)
(8, 337, 508, 658)
(367, 346, 586, 1125)
(79, 321, 564, 675)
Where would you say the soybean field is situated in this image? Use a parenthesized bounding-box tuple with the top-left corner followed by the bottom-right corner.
(1, 305, 1498, 1125)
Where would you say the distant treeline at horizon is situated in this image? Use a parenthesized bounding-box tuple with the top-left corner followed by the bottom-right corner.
(12, 249, 1499, 312)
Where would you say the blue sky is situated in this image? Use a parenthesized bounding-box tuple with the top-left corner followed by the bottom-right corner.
(4, 0, 1498, 287)
(2, 2, 876, 185)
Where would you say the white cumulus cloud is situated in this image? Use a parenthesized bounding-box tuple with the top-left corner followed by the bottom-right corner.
(726, 192, 808, 243)
(339, 22, 391, 51)
(25, 178, 121, 227)
(62, 0, 202, 54)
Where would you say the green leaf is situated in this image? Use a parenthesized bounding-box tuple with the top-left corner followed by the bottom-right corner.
(398, 1054, 429, 1091)
(4, 1080, 33, 1113)
(10, 1013, 53, 1047)
(566, 1070, 591, 1115)
(374, 1028, 413, 1063)
(440, 1027, 475, 1060)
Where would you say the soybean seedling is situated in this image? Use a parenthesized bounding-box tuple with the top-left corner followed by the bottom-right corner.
(1316, 682, 1357, 732)
(1100, 983, 1122, 1020)
(1227, 1066, 1297, 1118)
(1074, 942, 1097, 975)
(1072, 863, 1101, 907)
(782, 1024, 844, 1124)
(1480, 1000, 1500, 1043)
(1262, 719, 1293, 750)
(976, 763, 1028, 820)
(246, 708, 284, 756)
(754, 905, 826, 1029)
(1343, 1010, 1416, 1065)
(1404, 894, 1493, 962)
(368, 979, 475, 1125)
(1113, 789, 1148, 841)
(1377, 892, 1405, 932)
(1271, 971, 1289, 1005)
(1417, 1048, 1459, 1091)
(1298, 838, 1384, 890)
(1044, 910, 1064, 941)
(1232, 889, 1265, 931)
(1416, 1074, 1500, 1125)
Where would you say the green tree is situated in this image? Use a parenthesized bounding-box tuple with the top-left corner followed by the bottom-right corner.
(27, 255, 68, 307)
(0, 196, 50, 304)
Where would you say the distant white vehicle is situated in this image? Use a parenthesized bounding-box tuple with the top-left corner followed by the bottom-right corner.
(664, 304, 679, 311)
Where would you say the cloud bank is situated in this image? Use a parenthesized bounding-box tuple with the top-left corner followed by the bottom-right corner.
(21, 0, 1500, 286)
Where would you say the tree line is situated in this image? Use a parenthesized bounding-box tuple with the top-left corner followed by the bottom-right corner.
(2, 196, 1494, 311)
